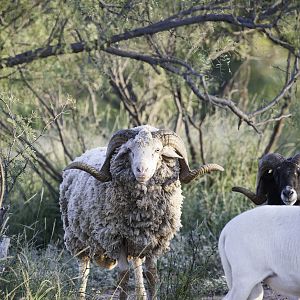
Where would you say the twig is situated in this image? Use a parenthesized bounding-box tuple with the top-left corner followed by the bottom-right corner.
(255, 114, 292, 126)
(250, 69, 300, 117)
(17, 67, 74, 162)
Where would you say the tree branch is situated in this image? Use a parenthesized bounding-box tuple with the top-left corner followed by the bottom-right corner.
(103, 46, 300, 132)
(250, 57, 299, 117)
(0, 9, 281, 69)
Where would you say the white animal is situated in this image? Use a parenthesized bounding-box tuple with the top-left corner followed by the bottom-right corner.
(60, 125, 223, 300)
(218, 205, 300, 300)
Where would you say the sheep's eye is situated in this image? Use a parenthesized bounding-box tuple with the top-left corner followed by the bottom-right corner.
(267, 169, 273, 174)
(155, 148, 160, 153)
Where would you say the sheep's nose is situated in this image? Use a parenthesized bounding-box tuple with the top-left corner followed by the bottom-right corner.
(137, 166, 148, 174)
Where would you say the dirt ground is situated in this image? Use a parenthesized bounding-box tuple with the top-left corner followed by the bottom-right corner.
(97, 285, 290, 299)
(201, 286, 289, 300)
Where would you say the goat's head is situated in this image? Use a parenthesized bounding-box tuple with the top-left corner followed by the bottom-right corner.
(232, 153, 300, 205)
(64, 126, 224, 184)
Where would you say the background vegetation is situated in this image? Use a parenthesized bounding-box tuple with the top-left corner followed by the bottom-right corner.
(0, 0, 299, 299)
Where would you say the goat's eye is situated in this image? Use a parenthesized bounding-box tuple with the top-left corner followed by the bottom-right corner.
(267, 169, 273, 174)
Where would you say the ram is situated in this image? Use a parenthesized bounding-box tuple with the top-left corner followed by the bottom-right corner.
(59, 125, 223, 300)
(232, 153, 300, 205)
(219, 205, 300, 300)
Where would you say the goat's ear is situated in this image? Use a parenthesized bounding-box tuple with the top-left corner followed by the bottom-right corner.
(162, 146, 183, 159)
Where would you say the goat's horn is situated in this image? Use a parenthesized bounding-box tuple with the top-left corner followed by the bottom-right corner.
(153, 130, 224, 183)
(64, 162, 110, 181)
(232, 186, 266, 205)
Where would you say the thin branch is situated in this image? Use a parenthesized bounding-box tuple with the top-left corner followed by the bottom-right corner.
(108, 61, 142, 126)
(0, 119, 62, 183)
(183, 74, 259, 132)
(172, 87, 183, 133)
(250, 63, 300, 117)
(256, 114, 292, 126)
(187, 114, 206, 165)
(263, 29, 300, 58)
(262, 52, 295, 155)
(17, 68, 74, 162)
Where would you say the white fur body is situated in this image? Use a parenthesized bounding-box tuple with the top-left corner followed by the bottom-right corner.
(219, 205, 300, 300)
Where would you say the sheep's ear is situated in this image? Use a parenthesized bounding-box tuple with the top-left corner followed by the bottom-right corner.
(162, 146, 183, 159)
(114, 145, 129, 160)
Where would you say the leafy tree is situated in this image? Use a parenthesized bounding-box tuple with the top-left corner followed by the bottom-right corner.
(0, 0, 299, 240)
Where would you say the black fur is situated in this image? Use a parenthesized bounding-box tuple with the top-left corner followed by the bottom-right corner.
(260, 159, 300, 205)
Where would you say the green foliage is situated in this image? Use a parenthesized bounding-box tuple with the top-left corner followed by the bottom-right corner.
(8, 188, 62, 246)
(0, 238, 78, 300)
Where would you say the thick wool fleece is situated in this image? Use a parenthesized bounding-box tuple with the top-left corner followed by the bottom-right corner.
(60, 144, 183, 261)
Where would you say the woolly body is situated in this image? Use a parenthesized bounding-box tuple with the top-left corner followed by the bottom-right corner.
(219, 205, 300, 299)
(60, 136, 183, 261)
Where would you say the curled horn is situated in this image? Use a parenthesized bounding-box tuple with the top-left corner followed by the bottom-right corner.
(64, 129, 137, 181)
(152, 130, 224, 184)
(232, 186, 266, 205)
(232, 153, 286, 205)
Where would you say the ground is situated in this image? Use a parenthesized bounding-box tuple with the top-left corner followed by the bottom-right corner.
(95, 285, 290, 299)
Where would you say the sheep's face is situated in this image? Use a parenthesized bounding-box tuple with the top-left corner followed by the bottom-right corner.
(273, 161, 300, 205)
(116, 129, 182, 184)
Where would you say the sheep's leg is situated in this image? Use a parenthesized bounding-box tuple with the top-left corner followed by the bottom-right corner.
(132, 257, 147, 300)
(78, 257, 90, 300)
(144, 257, 158, 300)
(223, 281, 260, 300)
(117, 248, 130, 300)
(248, 283, 263, 300)
(223, 287, 251, 300)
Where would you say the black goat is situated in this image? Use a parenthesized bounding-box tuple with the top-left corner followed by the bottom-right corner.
(232, 153, 300, 205)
